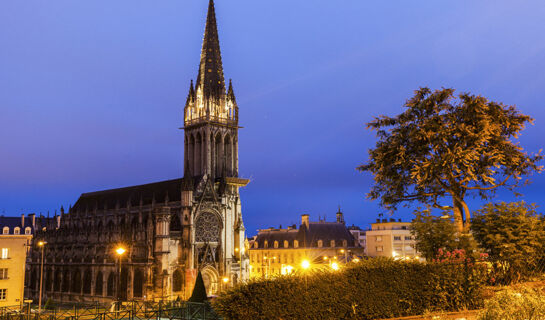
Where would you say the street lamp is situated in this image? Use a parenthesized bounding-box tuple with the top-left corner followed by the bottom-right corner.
(301, 259, 310, 270)
(331, 262, 339, 271)
(115, 246, 126, 308)
(37, 241, 47, 313)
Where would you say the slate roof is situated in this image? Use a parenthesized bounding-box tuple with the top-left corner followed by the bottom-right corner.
(71, 177, 194, 212)
(255, 221, 356, 249)
(0, 216, 34, 234)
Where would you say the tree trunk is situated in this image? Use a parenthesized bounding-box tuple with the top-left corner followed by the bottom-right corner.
(460, 200, 472, 232)
(452, 199, 464, 233)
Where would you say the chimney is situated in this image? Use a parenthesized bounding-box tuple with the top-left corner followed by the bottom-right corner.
(21, 214, 25, 227)
(29, 214, 36, 228)
(301, 214, 309, 228)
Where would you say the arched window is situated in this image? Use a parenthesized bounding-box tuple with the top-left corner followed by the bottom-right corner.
(170, 214, 182, 232)
(284, 240, 289, 248)
(54, 270, 62, 292)
(107, 273, 115, 297)
(342, 240, 348, 247)
(317, 240, 323, 248)
(95, 271, 103, 296)
(330, 240, 336, 247)
(2, 227, 9, 234)
(25, 227, 31, 235)
(119, 267, 128, 300)
(172, 269, 183, 292)
(294, 240, 299, 248)
(14, 227, 20, 235)
(273, 241, 278, 248)
(72, 269, 81, 294)
(83, 269, 92, 294)
(133, 269, 144, 298)
(62, 270, 70, 292)
(45, 269, 52, 292)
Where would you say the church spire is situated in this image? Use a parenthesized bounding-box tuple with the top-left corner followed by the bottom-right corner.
(196, 0, 225, 98)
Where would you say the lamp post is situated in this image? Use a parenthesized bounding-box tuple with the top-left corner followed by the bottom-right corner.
(115, 246, 126, 309)
(37, 241, 47, 313)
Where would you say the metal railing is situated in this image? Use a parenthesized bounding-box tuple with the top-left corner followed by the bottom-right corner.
(0, 301, 221, 320)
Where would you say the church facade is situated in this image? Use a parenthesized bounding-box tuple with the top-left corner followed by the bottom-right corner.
(28, 0, 249, 302)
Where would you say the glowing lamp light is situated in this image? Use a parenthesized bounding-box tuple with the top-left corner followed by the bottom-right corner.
(352, 258, 360, 263)
(282, 265, 294, 275)
(235, 247, 239, 252)
(340, 249, 345, 254)
(301, 260, 310, 270)
(38, 241, 46, 247)
(222, 277, 229, 283)
(116, 247, 126, 255)
(323, 256, 328, 261)
(331, 262, 339, 271)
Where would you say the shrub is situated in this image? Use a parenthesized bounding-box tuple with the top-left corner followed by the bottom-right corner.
(44, 298, 55, 310)
(477, 288, 545, 320)
(213, 258, 485, 320)
(471, 201, 545, 284)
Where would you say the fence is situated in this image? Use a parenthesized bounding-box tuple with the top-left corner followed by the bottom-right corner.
(0, 301, 221, 320)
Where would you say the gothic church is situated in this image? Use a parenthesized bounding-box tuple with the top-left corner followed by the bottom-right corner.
(29, 0, 249, 302)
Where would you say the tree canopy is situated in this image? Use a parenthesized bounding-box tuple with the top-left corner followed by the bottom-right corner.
(359, 88, 542, 231)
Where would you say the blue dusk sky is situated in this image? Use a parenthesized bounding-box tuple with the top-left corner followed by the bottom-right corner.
(1, 1, 544, 235)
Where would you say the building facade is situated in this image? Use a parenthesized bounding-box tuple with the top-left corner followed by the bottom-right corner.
(248, 211, 364, 278)
(0, 217, 33, 307)
(365, 219, 418, 259)
(29, 0, 249, 303)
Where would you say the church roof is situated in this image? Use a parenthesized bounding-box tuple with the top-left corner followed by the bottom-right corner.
(195, 0, 225, 98)
(71, 178, 196, 212)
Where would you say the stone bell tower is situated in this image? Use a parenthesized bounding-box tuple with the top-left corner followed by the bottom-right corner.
(181, 0, 249, 297)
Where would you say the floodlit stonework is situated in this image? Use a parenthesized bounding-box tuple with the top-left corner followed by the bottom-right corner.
(0, 219, 32, 307)
(29, 0, 249, 302)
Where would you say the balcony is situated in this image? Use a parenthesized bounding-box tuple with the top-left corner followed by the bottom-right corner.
(184, 115, 238, 128)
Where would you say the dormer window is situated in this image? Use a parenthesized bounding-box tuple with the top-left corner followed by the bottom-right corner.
(25, 227, 31, 235)
(264, 241, 268, 249)
(294, 240, 299, 248)
(317, 240, 323, 248)
(254, 242, 258, 249)
(14, 227, 20, 235)
(2, 227, 8, 235)
(330, 240, 335, 247)
(342, 240, 348, 247)
(284, 240, 289, 248)
(274, 241, 279, 248)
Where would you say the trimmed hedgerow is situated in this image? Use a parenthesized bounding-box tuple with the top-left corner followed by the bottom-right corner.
(213, 258, 485, 320)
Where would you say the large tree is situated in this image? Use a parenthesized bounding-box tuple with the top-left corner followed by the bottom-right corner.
(359, 88, 542, 232)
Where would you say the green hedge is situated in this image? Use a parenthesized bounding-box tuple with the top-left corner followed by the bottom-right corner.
(213, 258, 485, 320)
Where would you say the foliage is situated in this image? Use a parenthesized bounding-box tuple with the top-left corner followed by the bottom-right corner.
(213, 258, 485, 320)
(189, 271, 208, 303)
(411, 208, 478, 261)
(359, 87, 542, 231)
(471, 201, 545, 284)
(477, 288, 545, 320)
(44, 298, 55, 310)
